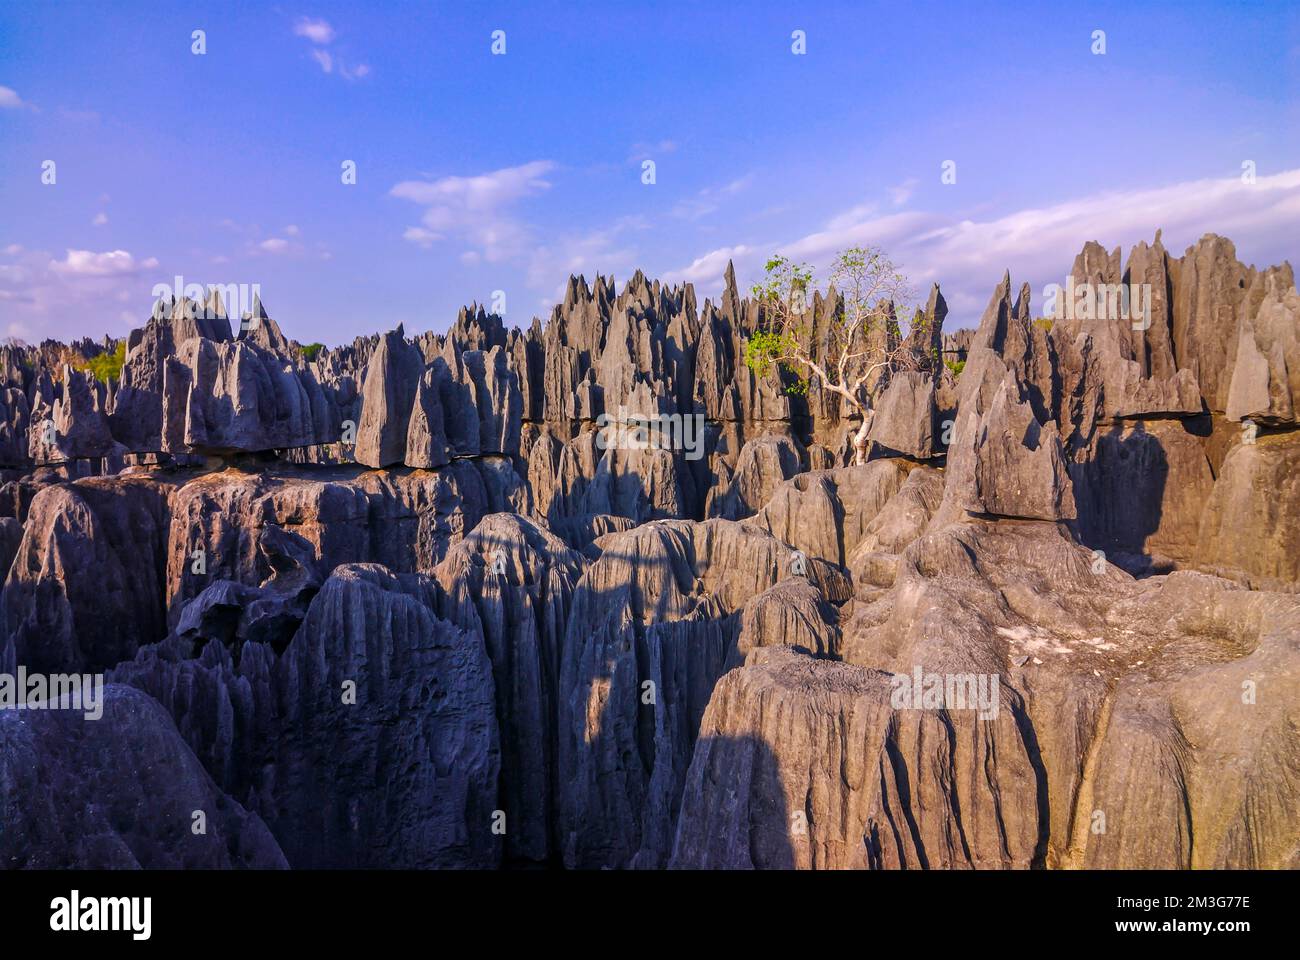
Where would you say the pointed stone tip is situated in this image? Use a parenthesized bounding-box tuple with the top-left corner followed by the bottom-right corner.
(204, 287, 228, 317)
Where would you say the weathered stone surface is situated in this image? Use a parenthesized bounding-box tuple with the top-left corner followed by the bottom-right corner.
(0, 386, 32, 468)
(749, 460, 911, 566)
(434, 514, 586, 862)
(3, 475, 173, 673)
(268, 564, 501, 868)
(540, 429, 698, 526)
(1071, 418, 1215, 569)
(737, 577, 839, 660)
(1226, 267, 1299, 426)
(160, 336, 336, 455)
(842, 464, 944, 590)
(868, 372, 936, 458)
(29, 366, 115, 464)
(557, 518, 839, 869)
(707, 434, 804, 520)
(673, 519, 1300, 870)
(0, 684, 286, 868)
(112, 300, 234, 452)
(0, 515, 22, 581)
(1172, 233, 1253, 413)
(1193, 431, 1300, 591)
(161, 463, 507, 624)
(236, 294, 294, 356)
(405, 359, 452, 469)
(670, 637, 1045, 869)
(970, 373, 1076, 521)
(354, 326, 424, 468)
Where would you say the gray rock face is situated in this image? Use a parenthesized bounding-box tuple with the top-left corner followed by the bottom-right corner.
(112, 301, 234, 452)
(29, 366, 115, 464)
(0, 516, 22, 582)
(1172, 233, 1254, 413)
(707, 434, 805, 520)
(3, 475, 173, 673)
(172, 523, 322, 654)
(267, 564, 501, 868)
(1226, 267, 1299, 425)
(1069, 235, 1203, 418)
(1071, 418, 1214, 569)
(673, 521, 1300, 870)
(434, 514, 586, 862)
(737, 577, 839, 660)
(236, 294, 294, 356)
(846, 464, 945, 589)
(556, 517, 845, 869)
(355, 326, 424, 468)
(405, 360, 452, 469)
(970, 373, 1076, 521)
(108, 564, 505, 870)
(161, 463, 511, 625)
(1193, 431, 1300, 591)
(160, 338, 335, 455)
(749, 460, 911, 567)
(538, 428, 697, 527)
(460, 346, 523, 458)
(0, 684, 286, 868)
(868, 371, 936, 458)
(0, 386, 32, 468)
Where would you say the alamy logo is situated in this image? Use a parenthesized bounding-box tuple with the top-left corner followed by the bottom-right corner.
(150, 275, 262, 326)
(595, 406, 705, 461)
(1042, 276, 1152, 331)
(890, 667, 1000, 721)
(0, 668, 103, 720)
(50, 891, 151, 940)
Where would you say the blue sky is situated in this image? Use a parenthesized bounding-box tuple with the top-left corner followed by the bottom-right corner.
(1, 0, 1297, 345)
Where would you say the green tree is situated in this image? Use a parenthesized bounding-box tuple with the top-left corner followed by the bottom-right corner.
(745, 246, 916, 464)
(77, 341, 127, 383)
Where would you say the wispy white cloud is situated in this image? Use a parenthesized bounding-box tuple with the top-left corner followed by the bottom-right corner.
(0, 86, 31, 110)
(671, 174, 755, 221)
(889, 177, 919, 207)
(626, 139, 678, 163)
(293, 17, 335, 45)
(526, 216, 648, 303)
(0, 246, 164, 340)
(50, 249, 158, 276)
(674, 169, 1300, 324)
(92, 212, 108, 227)
(392, 160, 556, 262)
(403, 226, 438, 249)
(665, 244, 754, 287)
(293, 17, 368, 79)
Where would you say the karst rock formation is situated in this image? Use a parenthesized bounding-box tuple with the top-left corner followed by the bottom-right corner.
(1, 232, 1298, 870)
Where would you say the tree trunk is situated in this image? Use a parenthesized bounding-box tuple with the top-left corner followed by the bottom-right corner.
(852, 411, 873, 465)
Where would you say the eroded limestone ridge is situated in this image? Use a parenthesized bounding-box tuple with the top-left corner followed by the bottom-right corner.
(0, 231, 1297, 870)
